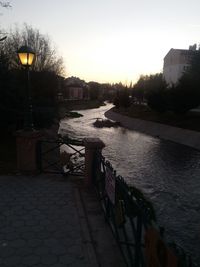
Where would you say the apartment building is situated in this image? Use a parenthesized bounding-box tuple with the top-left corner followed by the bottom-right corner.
(163, 45, 197, 85)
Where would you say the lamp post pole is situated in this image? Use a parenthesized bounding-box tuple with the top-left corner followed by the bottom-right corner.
(17, 46, 35, 131)
(25, 65, 34, 130)
(16, 46, 42, 173)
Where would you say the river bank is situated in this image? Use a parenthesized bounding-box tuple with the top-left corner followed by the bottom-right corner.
(105, 108, 200, 151)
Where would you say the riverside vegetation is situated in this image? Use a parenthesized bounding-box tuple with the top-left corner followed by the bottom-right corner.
(113, 104, 200, 132)
(113, 48, 200, 132)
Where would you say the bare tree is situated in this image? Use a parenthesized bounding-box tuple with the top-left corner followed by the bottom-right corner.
(0, 1, 11, 8)
(2, 24, 65, 75)
(0, 1, 11, 41)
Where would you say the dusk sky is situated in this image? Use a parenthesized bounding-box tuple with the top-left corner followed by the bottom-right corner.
(1, 0, 200, 83)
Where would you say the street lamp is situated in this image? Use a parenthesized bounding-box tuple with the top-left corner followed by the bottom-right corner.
(17, 46, 35, 131)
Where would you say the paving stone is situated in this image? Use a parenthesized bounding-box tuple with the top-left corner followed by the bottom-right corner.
(27, 238, 43, 248)
(15, 246, 34, 256)
(12, 220, 25, 228)
(9, 239, 26, 248)
(5, 232, 20, 241)
(24, 220, 39, 226)
(21, 231, 36, 240)
(30, 225, 45, 233)
(0, 246, 16, 258)
(45, 224, 57, 233)
(35, 231, 51, 239)
(40, 254, 58, 265)
(13, 208, 26, 216)
(49, 264, 66, 267)
(52, 231, 67, 239)
(68, 261, 90, 267)
(17, 226, 33, 233)
(67, 245, 84, 258)
(3, 210, 15, 217)
(0, 215, 6, 221)
(3, 255, 21, 266)
(38, 218, 52, 226)
(34, 246, 51, 256)
(59, 254, 75, 265)
(1, 227, 14, 234)
(49, 244, 68, 256)
(21, 255, 41, 266)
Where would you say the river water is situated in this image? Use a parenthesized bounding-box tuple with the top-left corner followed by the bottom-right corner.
(59, 103, 200, 264)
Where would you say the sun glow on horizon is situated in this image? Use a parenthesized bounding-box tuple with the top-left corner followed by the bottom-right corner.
(2, 0, 200, 84)
(63, 30, 169, 84)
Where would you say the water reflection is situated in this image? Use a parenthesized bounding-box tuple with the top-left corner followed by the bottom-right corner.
(59, 103, 200, 264)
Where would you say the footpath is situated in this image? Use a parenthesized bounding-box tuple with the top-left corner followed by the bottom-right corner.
(0, 173, 125, 267)
(105, 109, 200, 150)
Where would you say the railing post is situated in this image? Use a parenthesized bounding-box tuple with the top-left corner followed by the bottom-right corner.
(83, 138, 105, 187)
(15, 130, 43, 173)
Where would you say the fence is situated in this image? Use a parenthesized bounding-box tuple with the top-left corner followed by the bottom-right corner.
(36, 136, 195, 267)
(93, 152, 195, 267)
(36, 137, 85, 176)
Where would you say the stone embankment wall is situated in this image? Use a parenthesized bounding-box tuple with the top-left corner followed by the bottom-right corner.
(105, 109, 200, 151)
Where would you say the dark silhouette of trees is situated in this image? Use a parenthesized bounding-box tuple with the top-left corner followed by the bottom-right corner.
(144, 74, 168, 112)
(88, 81, 101, 100)
(168, 49, 200, 113)
(132, 62, 200, 114)
(132, 74, 167, 112)
(113, 83, 131, 108)
(132, 75, 146, 104)
(0, 25, 65, 131)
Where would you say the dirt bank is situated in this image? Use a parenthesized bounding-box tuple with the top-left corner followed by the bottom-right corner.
(105, 109, 200, 151)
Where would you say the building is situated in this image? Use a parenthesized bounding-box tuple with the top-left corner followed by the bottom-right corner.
(163, 44, 197, 85)
(64, 77, 89, 100)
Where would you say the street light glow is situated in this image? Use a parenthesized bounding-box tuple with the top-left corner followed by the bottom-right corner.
(17, 46, 35, 66)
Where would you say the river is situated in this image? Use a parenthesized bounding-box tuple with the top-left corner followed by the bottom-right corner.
(59, 102, 200, 265)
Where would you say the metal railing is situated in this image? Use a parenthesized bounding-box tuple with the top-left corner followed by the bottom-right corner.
(37, 137, 85, 176)
(93, 152, 195, 267)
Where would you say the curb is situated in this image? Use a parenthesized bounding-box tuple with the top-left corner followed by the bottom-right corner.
(74, 186, 99, 267)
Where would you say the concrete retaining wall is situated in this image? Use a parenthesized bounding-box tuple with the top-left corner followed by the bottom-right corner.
(105, 109, 200, 151)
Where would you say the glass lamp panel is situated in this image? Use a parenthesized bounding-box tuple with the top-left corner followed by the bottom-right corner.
(28, 53, 35, 65)
(18, 52, 28, 65)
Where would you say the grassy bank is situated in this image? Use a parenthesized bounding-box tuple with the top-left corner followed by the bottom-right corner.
(60, 99, 104, 110)
(113, 104, 200, 132)
(57, 99, 105, 119)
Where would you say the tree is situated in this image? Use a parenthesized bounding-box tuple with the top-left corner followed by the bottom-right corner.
(113, 83, 131, 108)
(169, 49, 200, 113)
(2, 24, 64, 75)
(132, 75, 147, 104)
(88, 81, 101, 100)
(133, 74, 167, 112)
(0, 1, 11, 41)
(0, 1, 11, 8)
(0, 25, 65, 131)
(144, 74, 167, 112)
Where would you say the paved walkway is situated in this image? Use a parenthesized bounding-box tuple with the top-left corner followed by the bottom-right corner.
(0, 174, 125, 267)
(0, 174, 96, 267)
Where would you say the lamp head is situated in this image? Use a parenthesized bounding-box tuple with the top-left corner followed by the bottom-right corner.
(17, 46, 35, 66)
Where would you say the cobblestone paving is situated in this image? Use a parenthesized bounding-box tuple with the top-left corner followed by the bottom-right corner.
(0, 174, 93, 267)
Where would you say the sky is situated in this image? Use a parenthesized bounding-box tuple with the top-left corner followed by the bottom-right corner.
(1, 0, 200, 84)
